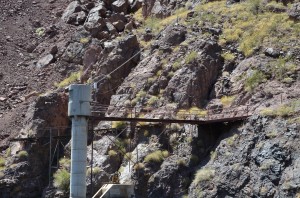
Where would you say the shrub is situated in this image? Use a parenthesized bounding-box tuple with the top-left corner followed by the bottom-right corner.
(59, 158, 71, 169)
(226, 134, 238, 146)
(210, 151, 217, 160)
(221, 52, 236, 62)
(270, 58, 297, 81)
(136, 90, 147, 99)
(220, 96, 235, 107)
(172, 59, 182, 70)
(144, 150, 168, 163)
(245, 70, 266, 92)
(80, 37, 90, 44)
(249, 0, 264, 15)
(185, 51, 198, 64)
(148, 96, 159, 106)
(18, 151, 28, 160)
(260, 100, 299, 117)
(0, 157, 5, 168)
(189, 107, 207, 117)
(112, 121, 127, 129)
(55, 71, 82, 88)
(35, 27, 45, 37)
(133, 162, 145, 170)
(6, 147, 11, 157)
(193, 168, 215, 184)
(108, 150, 118, 157)
(162, 150, 169, 158)
(53, 169, 70, 191)
(86, 166, 101, 176)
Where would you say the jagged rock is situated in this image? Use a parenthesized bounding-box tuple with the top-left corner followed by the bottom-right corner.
(159, 25, 186, 46)
(113, 20, 125, 32)
(151, 1, 165, 18)
(288, 3, 300, 21)
(36, 54, 54, 68)
(112, 0, 129, 14)
(62, 42, 84, 63)
(61, 1, 82, 23)
(76, 11, 87, 24)
(83, 45, 102, 68)
(165, 39, 222, 108)
(124, 21, 134, 31)
(265, 47, 281, 58)
(226, 0, 240, 5)
(109, 13, 127, 23)
(130, 0, 143, 12)
(84, 5, 106, 37)
(0, 97, 6, 101)
(49, 45, 58, 55)
(106, 22, 117, 34)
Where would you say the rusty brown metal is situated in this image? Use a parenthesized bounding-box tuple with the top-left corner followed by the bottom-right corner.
(90, 103, 251, 125)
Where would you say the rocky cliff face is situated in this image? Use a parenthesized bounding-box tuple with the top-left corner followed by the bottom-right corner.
(0, 0, 300, 198)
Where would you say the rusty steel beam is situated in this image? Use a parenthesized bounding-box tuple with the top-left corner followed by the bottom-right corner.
(90, 115, 249, 125)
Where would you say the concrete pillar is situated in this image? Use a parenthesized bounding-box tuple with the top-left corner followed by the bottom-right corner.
(68, 84, 91, 198)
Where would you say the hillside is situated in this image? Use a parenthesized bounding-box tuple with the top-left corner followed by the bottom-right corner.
(0, 0, 300, 197)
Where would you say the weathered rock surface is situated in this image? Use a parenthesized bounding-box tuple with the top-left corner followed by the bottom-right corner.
(288, 3, 300, 21)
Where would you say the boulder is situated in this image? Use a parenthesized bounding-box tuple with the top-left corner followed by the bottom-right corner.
(61, 1, 82, 23)
(130, 0, 143, 12)
(109, 13, 127, 23)
(106, 22, 117, 34)
(159, 25, 187, 46)
(76, 11, 87, 24)
(112, 0, 129, 14)
(288, 3, 300, 21)
(36, 54, 54, 68)
(264, 48, 281, 58)
(113, 20, 125, 32)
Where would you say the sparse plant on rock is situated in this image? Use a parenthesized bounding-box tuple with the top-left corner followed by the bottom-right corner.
(108, 150, 118, 158)
(18, 150, 28, 160)
(193, 168, 215, 184)
(245, 70, 266, 92)
(144, 150, 168, 163)
(185, 51, 198, 64)
(220, 96, 235, 107)
(53, 169, 70, 192)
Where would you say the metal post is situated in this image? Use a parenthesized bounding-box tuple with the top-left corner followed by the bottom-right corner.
(68, 84, 91, 198)
(49, 129, 52, 187)
(91, 119, 94, 195)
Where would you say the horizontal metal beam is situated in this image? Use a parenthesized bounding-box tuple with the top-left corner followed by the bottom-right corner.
(91, 115, 249, 125)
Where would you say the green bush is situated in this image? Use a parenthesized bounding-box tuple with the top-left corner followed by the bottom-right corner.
(245, 70, 266, 92)
(86, 166, 101, 176)
(53, 169, 70, 191)
(108, 150, 118, 157)
(144, 150, 168, 163)
(193, 168, 215, 184)
(220, 96, 235, 107)
(134, 162, 145, 170)
(249, 0, 264, 15)
(18, 151, 28, 160)
(260, 100, 299, 117)
(221, 52, 236, 61)
(148, 96, 159, 106)
(59, 158, 71, 169)
(55, 71, 82, 88)
(0, 157, 5, 168)
(185, 51, 198, 64)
